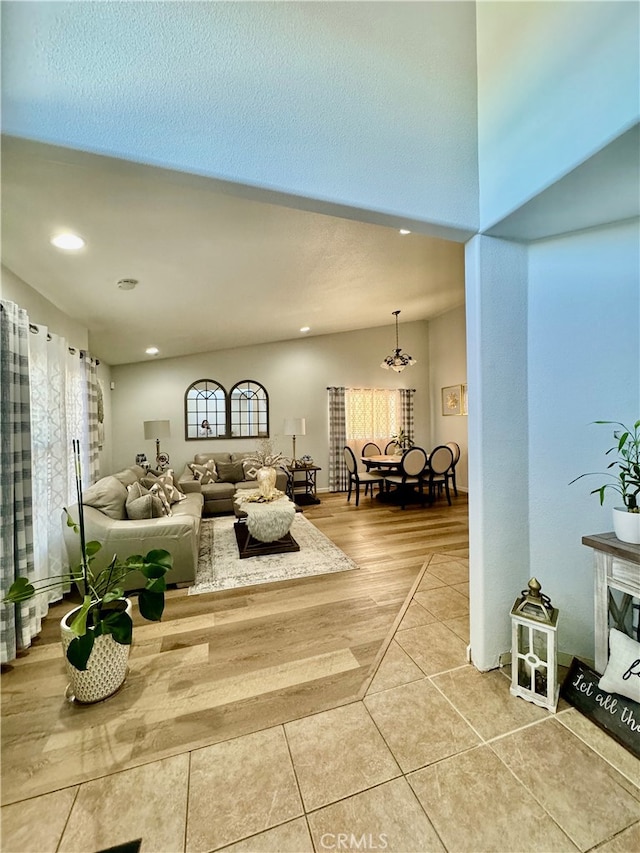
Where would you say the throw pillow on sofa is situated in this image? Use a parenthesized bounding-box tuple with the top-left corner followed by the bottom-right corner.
(82, 476, 128, 520)
(188, 459, 218, 484)
(149, 483, 172, 516)
(144, 469, 185, 503)
(126, 482, 164, 519)
(216, 460, 245, 483)
(242, 460, 260, 481)
(141, 470, 184, 504)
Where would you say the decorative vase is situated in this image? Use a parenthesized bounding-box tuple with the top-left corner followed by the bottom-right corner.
(60, 599, 132, 703)
(256, 466, 278, 499)
(612, 507, 640, 545)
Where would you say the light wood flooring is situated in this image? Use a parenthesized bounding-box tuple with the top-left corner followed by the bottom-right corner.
(0, 490, 468, 806)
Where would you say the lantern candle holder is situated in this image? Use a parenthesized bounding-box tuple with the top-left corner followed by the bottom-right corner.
(510, 577, 560, 712)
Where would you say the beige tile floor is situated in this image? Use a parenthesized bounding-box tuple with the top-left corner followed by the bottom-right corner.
(2, 554, 639, 853)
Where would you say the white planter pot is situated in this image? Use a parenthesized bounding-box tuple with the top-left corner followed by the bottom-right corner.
(612, 507, 640, 545)
(60, 599, 132, 703)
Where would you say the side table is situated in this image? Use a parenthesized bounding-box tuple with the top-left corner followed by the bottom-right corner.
(582, 532, 640, 673)
(287, 465, 321, 505)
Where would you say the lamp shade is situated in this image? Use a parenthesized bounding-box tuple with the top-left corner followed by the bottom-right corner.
(284, 418, 306, 436)
(144, 420, 171, 440)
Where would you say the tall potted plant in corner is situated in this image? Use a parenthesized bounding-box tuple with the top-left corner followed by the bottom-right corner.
(3, 441, 173, 703)
(570, 419, 640, 544)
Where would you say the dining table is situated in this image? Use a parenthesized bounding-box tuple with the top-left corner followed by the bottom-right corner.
(361, 453, 403, 471)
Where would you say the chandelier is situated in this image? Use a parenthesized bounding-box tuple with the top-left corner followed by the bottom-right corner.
(380, 310, 416, 373)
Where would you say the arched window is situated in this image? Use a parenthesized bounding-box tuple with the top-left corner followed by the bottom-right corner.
(184, 379, 227, 439)
(230, 380, 269, 438)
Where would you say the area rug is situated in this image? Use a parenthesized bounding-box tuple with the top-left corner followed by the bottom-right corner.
(189, 514, 358, 595)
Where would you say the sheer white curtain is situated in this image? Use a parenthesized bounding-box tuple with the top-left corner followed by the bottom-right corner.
(345, 388, 401, 460)
(28, 329, 101, 610)
(28, 326, 71, 606)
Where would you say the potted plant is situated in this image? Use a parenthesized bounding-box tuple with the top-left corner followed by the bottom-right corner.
(390, 427, 414, 453)
(570, 419, 640, 544)
(3, 441, 173, 702)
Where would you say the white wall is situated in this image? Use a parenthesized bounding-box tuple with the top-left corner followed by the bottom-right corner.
(465, 236, 530, 670)
(2, 1, 479, 235)
(428, 305, 468, 490)
(470, 1, 639, 670)
(1, 265, 89, 350)
(477, 1, 639, 229)
(527, 219, 640, 661)
(110, 321, 433, 489)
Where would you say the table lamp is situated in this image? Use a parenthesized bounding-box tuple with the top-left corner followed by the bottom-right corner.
(143, 419, 171, 469)
(284, 418, 306, 466)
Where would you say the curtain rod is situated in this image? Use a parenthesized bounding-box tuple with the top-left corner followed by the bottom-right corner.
(28, 324, 100, 364)
(328, 386, 416, 392)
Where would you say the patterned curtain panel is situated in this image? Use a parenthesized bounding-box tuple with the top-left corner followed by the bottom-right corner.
(28, 326, 71, 608)
(84, 354, 100, 484)
(399, 389, 415, 445)
(327, 386, 347, 492)
(0, 300, 36, 663)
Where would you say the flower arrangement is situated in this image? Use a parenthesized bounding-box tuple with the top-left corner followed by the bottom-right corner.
(246, 437, 290, 469)
(390, 427, 414, 452)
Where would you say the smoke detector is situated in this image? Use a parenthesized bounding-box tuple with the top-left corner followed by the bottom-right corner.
(117, 278, 138, 290)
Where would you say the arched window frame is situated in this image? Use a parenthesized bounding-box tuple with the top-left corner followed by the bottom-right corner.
(184, 379, 228, 440)
(184, 378, 270, 440)
(229, 379, 269, 439)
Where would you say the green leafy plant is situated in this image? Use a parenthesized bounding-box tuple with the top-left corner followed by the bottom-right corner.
(569, 419, 640, 512)
(391, 427, 414, 452)
(3, 441, 172, 670)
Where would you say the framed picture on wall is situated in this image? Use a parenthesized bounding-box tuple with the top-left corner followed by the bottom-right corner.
(442, 385, 462, 416)
(462, 384, 468, 415)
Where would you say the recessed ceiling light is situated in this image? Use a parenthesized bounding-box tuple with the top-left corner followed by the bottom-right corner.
(117, 278, 138, 290)
(399, 229, 411, 235)
(145, 346, 159, 356)
(50, 232, 85, 250)
(300, 326, 311, 333)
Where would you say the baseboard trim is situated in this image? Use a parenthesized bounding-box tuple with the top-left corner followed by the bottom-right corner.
(499, 650, 595, 670)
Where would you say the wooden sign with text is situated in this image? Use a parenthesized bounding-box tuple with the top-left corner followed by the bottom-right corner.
(560, 657, 640, 759)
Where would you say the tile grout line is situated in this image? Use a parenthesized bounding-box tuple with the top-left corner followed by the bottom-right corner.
(426, 674, 488, 745)
(183, 750, 192, 853)
(54, 783, 81, 853)
(555, 712, 640, 793)
(485, 736, 582, 851)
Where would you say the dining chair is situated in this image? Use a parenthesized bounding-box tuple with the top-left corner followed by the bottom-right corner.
(343, 446, 385, 507)
(445, 441, 461, 497)
(383, 446, 428, 510)
(384, 440, 397, 454)
(426, 445, 455, 505)
(362, 441, 381, 463)
(361, 441, 383, 494)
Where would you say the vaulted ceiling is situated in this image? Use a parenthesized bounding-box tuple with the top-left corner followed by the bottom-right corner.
(1, 136, 466, 365)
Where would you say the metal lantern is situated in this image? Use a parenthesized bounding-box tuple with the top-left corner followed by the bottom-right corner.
(510, 577, 560, 712)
